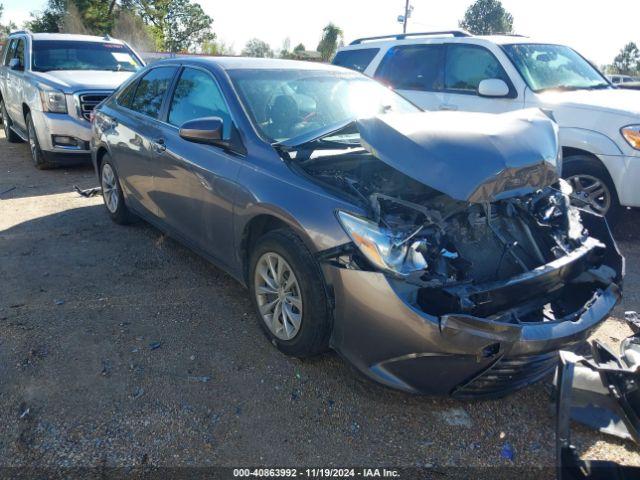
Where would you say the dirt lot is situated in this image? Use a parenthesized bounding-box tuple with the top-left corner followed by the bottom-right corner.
(1, 129, 639, 475)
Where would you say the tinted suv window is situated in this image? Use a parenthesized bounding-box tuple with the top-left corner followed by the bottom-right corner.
(374, 45, 444, 91)
(130, 67, 177, 118)
(14, 39, 25, 68)
(3, 39, 16, 66)
(168, 67, 232, 138)
(445, 45, 510, 94)
(333, 48, 379, 73)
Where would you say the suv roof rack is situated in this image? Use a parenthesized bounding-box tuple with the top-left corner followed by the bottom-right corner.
(350, 30, 472, 45)
(9, 29, 32, 36)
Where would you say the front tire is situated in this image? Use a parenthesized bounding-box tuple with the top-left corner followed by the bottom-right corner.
(26, 112, 53, 170)
(1, 99, 22, 144)
(249, 229, 332, 358)
(563, 154, 621, 226)
(100, 156, 134, 225)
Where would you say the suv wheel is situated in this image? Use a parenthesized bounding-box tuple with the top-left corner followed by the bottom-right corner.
(1, 99, 22, 143)
(563, 154, 621, 226)
(249, 229, 332, 358)
(26, 112, 53, 170)
(100, 156, 134, 224)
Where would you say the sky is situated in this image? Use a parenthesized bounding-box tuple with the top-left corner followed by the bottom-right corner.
(3, 0, 639, 66)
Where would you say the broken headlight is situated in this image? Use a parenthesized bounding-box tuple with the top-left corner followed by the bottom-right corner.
(337, 210, 427, 277)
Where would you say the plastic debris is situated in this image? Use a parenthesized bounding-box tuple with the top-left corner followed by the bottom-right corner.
(500, 442, 514, 461)
(188, 376, 210, 383)
(0, 186, 16, 196)
(148, 341, 161, 350)
(54, 299, 65, 306)
(132, 387, 144, 399)
(73, 185, 102, 198)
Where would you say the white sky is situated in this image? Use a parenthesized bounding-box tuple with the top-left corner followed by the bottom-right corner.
(4, 0, 640, 66)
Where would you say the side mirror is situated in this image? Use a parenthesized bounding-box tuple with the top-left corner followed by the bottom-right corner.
(478, 78, 510, 98)
(179, 117, 224, 145)
(9, 58, 23, 71)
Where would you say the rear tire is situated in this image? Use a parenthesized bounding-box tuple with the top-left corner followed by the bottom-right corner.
(1, 99, 22, 144)
(563, 154, 621, 226)
(100, 155, 134, 225)
(26, 112, 53, 170)
(249, 229, 332, 358)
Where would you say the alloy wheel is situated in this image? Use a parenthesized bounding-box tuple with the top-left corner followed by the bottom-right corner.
(101, 163, 119, 213)
(254, 252, 303, 340)
(567, 174, 611, 216)
(27, 119, 38, 163)
(1, 102, 9, 137)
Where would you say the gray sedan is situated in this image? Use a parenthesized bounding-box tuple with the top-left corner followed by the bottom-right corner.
(91, 58, 622, 398)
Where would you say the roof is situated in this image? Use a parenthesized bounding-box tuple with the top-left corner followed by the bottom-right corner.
(153, 56, 346, 71)
(14, 32, 127, 44)
(339, 32, 545, 50)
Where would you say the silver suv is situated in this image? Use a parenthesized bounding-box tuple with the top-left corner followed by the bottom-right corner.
(0, 31, 144, 169)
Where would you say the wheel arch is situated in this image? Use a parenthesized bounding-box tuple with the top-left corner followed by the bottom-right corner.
(239, 211, 316, 286)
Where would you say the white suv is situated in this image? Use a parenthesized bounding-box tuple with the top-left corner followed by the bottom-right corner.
(334, 31, 640, 223)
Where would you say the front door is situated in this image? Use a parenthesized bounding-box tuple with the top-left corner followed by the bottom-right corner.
(151, 66, 242, 265)
(440, 44, 522, 114)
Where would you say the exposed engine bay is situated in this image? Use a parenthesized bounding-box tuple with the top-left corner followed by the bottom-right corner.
(295, 147, 620, 323)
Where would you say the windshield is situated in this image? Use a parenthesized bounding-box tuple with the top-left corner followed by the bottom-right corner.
(228, 69, 419, 143)
(503, 44, 609, 92)
(32, 41, 143, 72)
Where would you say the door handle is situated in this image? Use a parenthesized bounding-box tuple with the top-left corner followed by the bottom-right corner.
(152, 138, 166, 153)
(439, 104, 458, 111)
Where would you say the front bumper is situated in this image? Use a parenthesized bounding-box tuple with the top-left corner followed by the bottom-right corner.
(599, 152, 640, 207)
(323, 213, 623, 399)
(31, 109, 92, 161)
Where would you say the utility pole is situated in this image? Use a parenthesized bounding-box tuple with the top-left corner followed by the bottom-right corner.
(403, 0, 410, 33)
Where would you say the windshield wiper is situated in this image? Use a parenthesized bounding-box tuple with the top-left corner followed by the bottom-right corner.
(273, 120, 359, 151)
(538, 83, 610, 92)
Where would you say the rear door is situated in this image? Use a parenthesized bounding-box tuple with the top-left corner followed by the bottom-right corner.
(151, 66, 242, 264)
(108, 66, 178, 215)
(373, 43, 445, 111)
(440, 44, 521, 113)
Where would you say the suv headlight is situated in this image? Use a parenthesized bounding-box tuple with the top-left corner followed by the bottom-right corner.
(337, 210, 427, 277)
(621, 125, 640, 150)
(39, 89, 68, 114)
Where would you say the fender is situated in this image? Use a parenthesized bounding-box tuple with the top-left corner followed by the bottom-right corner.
(559, 126, 623, 157)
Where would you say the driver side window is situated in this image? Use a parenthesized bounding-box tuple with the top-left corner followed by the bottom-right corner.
(168, 67, 232, 139)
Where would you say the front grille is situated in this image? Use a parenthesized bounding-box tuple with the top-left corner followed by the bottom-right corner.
(78, 92, 111, 121)
(452, 351, 558, 399)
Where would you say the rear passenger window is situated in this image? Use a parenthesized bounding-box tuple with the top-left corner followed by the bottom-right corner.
(374, 45, 444, 91)
(445, 45, 511, 94)
(168, 67, 232, 138)
(117, 79, 139, 108)
(333, 48, 379, 73)
(129, 67, 177, 118)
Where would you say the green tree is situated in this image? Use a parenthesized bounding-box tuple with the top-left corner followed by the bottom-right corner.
(242, 38, 273, 58)
(611, 42, 640, 75)
(201, 38, 234, 56)
(126, 0, 214, 52)
(459, 0, 513, 35)
(317, 23, 342, 61)
(293, 43, 305, 54)
(0, 3, 17, 40)
(26, 0, 66, 32)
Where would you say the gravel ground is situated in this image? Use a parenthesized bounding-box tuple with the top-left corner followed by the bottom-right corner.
(1, 129, 639, 475)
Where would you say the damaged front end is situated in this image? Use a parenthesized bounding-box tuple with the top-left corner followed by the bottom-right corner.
(284, 109, 624, 398)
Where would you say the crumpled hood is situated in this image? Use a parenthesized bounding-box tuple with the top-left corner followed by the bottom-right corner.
(357, 109, 560, 203)
(31, 70, 134, 94)
(537, 88, 640, 116)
